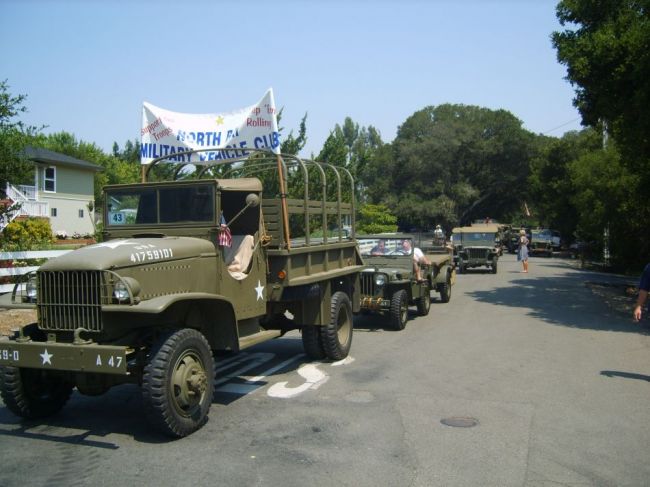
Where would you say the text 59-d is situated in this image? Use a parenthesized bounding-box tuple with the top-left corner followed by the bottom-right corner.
(1, 349, 19, 361)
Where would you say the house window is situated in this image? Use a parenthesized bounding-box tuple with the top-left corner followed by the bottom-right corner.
(51, 208, 57, 217)
(79, 209, 84, 218)
(44, 166, 56, 192)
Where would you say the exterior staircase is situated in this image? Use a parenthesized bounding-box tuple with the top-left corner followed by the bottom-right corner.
(1, 183, 49, 231)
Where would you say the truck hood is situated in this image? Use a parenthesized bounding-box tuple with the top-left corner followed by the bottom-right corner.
(40, 237, 216, 271)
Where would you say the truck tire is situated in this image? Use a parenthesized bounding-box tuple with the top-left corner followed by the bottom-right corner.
(415, 285, 431, 316)
(320, 291, 353, 361)
(302, 325, 326, 360)
(0, 366, 73, 419)
(390, 289, 409, 330)
(491, 261, 498, 274)
(142, 328, 215, 438)
(439, 273, 452, 303)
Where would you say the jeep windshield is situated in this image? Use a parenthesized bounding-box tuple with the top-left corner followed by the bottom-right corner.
(532, 230, 552, 243)
(106, 183, 216, 226)
(461, 233, 497, 246)
(358, 238, 413, 257)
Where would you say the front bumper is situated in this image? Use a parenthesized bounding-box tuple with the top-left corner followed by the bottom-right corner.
(360, 296, 390, 310)
(0, 337, 129, 375)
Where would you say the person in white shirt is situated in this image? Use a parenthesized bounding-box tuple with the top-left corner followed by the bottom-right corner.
(433, 224, 444, 242)
(402, 239, 431, 281)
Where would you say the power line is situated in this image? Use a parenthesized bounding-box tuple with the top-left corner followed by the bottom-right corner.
(542, 117, 582, 135)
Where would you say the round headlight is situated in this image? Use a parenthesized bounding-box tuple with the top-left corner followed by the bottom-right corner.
(374, 274, 386, 287)
(113, 281, 130, 301)
(26, 277, 38, 300)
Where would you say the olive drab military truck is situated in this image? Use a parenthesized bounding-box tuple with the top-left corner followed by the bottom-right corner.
(0, 149, 363, 438)
(356, 235, 454, 330)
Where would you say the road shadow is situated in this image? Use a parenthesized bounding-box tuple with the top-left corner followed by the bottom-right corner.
(467, 271, 646, 334)
(600, 371, 650, 382)
(0, 336, 317, 444)
(353, 309, 422, 332)
(0, 384, 166, 446)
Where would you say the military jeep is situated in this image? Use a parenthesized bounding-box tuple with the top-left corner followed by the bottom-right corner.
(357, 235, 454, 330)
(530, 229, 553, 257)
(451, 224, 500, 274)
(0, 149, 364, 438)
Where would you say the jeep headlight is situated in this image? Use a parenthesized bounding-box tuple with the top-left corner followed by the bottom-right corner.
(26, 276, 38, 300)
(374, 274, 386, 287)
(113, 277, 141, 303)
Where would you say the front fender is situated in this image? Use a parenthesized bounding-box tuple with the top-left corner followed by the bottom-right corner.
(102, 292, 234, 314)
(104, 293, 239, 351)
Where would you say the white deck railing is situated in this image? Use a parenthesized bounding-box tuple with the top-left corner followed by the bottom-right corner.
(0, 249, 71, 293)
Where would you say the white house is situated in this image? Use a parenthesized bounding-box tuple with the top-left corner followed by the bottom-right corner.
(3, 147, 103, 236)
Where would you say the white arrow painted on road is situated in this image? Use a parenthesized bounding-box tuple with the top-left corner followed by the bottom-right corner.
(267, 363, 329, 398)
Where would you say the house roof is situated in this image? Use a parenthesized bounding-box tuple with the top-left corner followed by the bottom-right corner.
(25, 146, 103, 172)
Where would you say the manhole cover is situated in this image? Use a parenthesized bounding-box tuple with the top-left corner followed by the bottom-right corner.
(440, 416, 479, 428)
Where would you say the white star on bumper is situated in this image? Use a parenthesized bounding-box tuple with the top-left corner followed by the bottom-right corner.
(40, 349, 53, 365)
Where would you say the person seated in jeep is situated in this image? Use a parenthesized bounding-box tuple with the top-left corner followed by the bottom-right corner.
(370, 239, 387, 255)
(402, 239, 430, 281)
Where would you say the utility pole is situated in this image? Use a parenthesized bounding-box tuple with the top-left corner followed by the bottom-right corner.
(602, 120, 610, 267)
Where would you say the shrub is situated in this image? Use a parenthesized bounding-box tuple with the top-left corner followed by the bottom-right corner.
(93, 221, 104, 243)
(1, 218, 55, 251)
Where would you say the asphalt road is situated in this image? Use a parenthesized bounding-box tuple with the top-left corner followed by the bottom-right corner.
(1, 254, 649, 486)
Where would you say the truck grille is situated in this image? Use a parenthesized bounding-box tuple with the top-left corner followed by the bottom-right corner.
(468, 248, 489, 259)
(361, 273, 375, 296)
(37, 271, 106, 332)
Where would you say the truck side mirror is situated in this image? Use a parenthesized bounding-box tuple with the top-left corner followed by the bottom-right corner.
(245, 193, 260, 207)
(226, 193, 260, 227)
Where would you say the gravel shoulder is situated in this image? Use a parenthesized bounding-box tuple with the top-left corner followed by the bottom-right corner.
(0, 309, 37, 336)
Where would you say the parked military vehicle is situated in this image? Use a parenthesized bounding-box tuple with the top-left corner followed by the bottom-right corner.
(530, 229, 553, 257)
(356, 235, 454, 330)
(504, 226, 531, 254)
(451, 224, 500, 273)
(0, 149, 364, 438)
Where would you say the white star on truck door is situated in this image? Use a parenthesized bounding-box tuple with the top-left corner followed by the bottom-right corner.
(40, 349, 53, 365)
(255, 280, 264, 300)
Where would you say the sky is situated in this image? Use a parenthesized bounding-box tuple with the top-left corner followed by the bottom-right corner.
(1, 0, 583, 158)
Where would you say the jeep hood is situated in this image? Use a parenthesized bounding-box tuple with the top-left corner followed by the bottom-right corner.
(40, 237, 216, 271)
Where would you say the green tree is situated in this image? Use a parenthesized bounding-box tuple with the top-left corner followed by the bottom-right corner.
(280, 111, 308, 155)
(363, 104, 536, 231)
(0, 80, 41, 194)
(568, 145, 641, 269)
(553, 0, 650, 165)
(356, 203, 398, 234)
(528, 128, 601, 240)
(553, 1, 650, 267)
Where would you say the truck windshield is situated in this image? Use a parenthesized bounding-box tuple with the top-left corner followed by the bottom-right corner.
(106, 184, 215, 226)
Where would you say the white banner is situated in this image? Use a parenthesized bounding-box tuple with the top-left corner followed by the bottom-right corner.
(140, 88, 280, 165)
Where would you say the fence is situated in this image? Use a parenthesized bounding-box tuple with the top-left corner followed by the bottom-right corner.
(0, 250, 71, 294)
